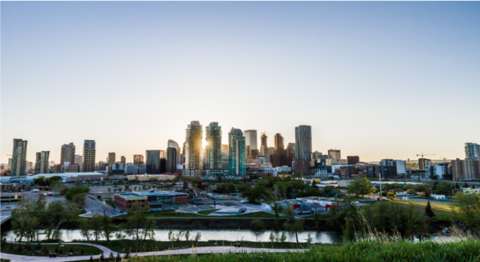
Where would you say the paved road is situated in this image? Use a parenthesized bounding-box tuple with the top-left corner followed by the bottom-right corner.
(81, 197, 122, 217)
(0, 241, 305, 262)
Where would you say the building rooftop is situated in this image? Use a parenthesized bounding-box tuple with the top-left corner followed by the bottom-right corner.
(118, 193, 147, 200)
(133, 190, 188, 197)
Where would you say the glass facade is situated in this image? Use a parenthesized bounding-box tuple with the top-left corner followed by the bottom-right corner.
(185, 121, 203, 170)
(205, 122, 222, 170)
(228, 128, 246, 176)
(12, 139, 28, 176)
(146, 150, 161, 174)
(35, 151, 50, 174)
(465, 143, 480, 159)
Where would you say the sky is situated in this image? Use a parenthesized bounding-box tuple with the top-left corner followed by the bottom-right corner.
(1, 2, 479, 164)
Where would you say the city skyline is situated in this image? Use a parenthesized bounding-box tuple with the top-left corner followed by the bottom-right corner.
(2, 2, 479, 163)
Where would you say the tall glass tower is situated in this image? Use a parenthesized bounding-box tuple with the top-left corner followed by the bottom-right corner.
(229, 128, 246, 176)
(205, 122, 222, 170)
(12, 139, 28, 176)
(146, 150, 161, 174)
(185, 121, 203, 170)
(35, 151, 50, 174)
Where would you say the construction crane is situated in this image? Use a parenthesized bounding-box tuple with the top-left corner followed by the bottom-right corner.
(416, 153, 435, 170)
(438, 157, 448, 164)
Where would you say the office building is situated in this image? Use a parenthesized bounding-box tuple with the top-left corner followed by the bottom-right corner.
(133, 154, 144, 165)
(244, 130, 257, 157)
(146, 150, 161, 174)
(35, 151, 50, 174)
(120, 156, 126, 164)
(74, 155, 83, 171)
(328, 149, 341, 160)
(312, 151, 323, 160)
(465, 143, 480, 159)
(26, 161, 33, 173)
(125, 163, 140, 174)
(205, 122, 222, 170)
(295, 125, 312, 161)
(347, 156, 360, 165)
(286, 143, 296, 167)
(326, 159, 348, 166)
(11, 139, 28, 176)
(185, 121, 203, 170)
(82, 140, 96, 172)
(272, 134, 286, 167)
(260, 132, 269, 162)
(160, 158, 167, 174)
(168, 140, 182, 165)
(221, 144, 229, 170)
(108, 152, 116, 168)
(60, 143, 75, 166)
(166, 147, 177, 173)
(229, 128, 246, 176)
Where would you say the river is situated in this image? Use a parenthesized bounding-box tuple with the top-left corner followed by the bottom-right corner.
(2, 229, 342, 244)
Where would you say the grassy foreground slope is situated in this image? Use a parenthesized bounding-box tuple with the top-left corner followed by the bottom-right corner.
(130, 239, 480, 262)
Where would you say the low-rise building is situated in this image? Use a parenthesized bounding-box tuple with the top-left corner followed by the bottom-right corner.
(126, 174, 176, 181)
(114, 190, 189, 211)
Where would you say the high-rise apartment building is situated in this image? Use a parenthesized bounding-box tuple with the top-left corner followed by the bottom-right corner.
(120, 156, 126, 164)
(328, 149, 341, 160)
(260, 132, 269, 161)
(133, 155, 144, 165)
(185, 121, 203, 170)
(221, 144, 229, 170)
(60, 143, 75, 166)
(108, 152, 116, 167)
(205, 122, 222, 170)
(35, 151, 50, 174)
(244, 130, 258, 157)
(295, 125, 312, 161)
(11, 139, 28, 176)
(229, 128, 246, 176)
(146, 150, 161, 174)
(465, 143, 480, 159)
(452, 158, 480, 180)
(271, 133, 286, 167)
(168, 140, 182, 165)
(82, 140, 96, 172)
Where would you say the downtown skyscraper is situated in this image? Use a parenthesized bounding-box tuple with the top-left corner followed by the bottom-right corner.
(11, 139, 28, 176)
(82, 140, 96, 172)
(35, 151, 50, 174)
(228, 128, 246, 176)
(167, 139, 180, 173)
(146, 150, 160, 174)
(185, 121, 203, 170)
(60, 143, 75, 166)
(205, 122, 222, 170)
(244, 129, 258, 157)
(295, 125, 312, 161)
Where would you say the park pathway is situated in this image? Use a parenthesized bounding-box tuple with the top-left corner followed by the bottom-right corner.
(0, 241, 306, 262)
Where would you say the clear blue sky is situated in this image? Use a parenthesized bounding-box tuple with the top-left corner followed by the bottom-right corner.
(1, 2, 479, 164)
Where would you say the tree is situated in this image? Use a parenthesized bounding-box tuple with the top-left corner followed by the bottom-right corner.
(101, 206, 117, 242)
(269, 231, 275, 248)
(194, 232, 202, 246)
(242, 184, 270, 204)
(279, 231, 287, 243)
(434, 182, 453, 196)
(386, 192, 397, 200)
(424, 186, 431, 198)
(425, 201, 435, 218)
(80, 218, 93, 241)
(270, 202, 283, 219)
(452, 192, 480, 229)
(90, 214, 103, 241)
(183, 180, 188, 190)
(123, 202, 152, 241)
(313, 209, 323, 229)
(347, 178, 375, 198)
(407, 189, 415, 195)
(282, 205, 304, 243)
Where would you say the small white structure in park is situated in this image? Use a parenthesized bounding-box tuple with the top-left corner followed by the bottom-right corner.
(431, 194, 446, 200)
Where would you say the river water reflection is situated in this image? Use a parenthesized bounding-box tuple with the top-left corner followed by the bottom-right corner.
(2, 229, 342, 244)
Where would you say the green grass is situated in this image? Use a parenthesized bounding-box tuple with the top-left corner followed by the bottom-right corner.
(395, 200, 457, 221)
(81, 240, 311, 253)
(197, 209, 220, 215)
(126, 239, 480, 262)
(0, 243, 103, 256)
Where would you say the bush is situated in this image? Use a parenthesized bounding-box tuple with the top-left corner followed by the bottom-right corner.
(386, 192, 397, 200)
(250, 220, 266, 231)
